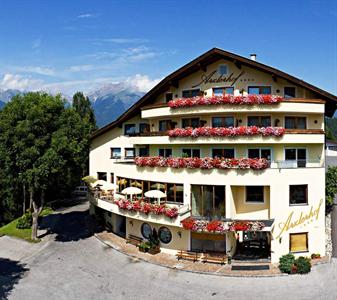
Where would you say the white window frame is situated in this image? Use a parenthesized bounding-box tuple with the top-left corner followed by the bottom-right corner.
(181, 148, 201, 158)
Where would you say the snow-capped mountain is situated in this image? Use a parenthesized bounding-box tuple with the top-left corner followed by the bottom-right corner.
(87, 83, 144, 127)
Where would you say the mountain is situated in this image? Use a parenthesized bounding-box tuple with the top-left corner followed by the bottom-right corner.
(0, 86, 144, 128)
(0, 89, 22, 103)
(88, 84, 144, 127)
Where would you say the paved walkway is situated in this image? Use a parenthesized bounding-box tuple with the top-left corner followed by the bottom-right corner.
(96, 231, 284, 276)
(1, 202, 337, 300)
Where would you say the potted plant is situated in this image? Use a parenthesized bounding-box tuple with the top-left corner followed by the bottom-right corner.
(138, 242, 151, 253)
(148, 228, 161, 255)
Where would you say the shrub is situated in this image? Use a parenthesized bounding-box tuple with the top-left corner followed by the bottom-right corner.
(279, 254, 295, 274)
(16, 212, 32, 229)
(311, 253, 321, 259)
(295, 256, 311, 274)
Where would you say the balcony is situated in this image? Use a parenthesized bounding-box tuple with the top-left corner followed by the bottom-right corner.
(89, 193, 191, 227)
(141, 99, 325, 119)
(126, 129, 324, 145)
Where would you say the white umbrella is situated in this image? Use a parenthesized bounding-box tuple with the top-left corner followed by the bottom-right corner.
(169, 185, 183, 192)
(101, 182, 118, 191)
(92, 180, 108, 188)
(121, 187, 142, 199)
(144, 190, 167, 205)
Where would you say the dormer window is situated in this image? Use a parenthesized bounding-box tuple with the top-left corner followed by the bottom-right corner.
(284, 87, 296, 98)
(218, 64, 228, 75)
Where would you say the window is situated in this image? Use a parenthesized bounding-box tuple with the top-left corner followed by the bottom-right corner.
(248, 86, 271, 95)
(110, 173, 114, 183)
(182, 89, 201, 98)
(212, 149, 235, 159)
(290, 233, 308, 253)
(158, 227, 172, 244)
(139, 146, 149, 157)
(285, 117, 306, 129)
(191, 185, 226, 218)
(247, 116, 271, 127)
(246, 186, 264, 203)
(139, 123, 150, 134)
(248, 149, 271, 160)
(159, 120, 173, 131)
(125, 148, 135, 158)
(289, 185, 308, 205)
(141, 223, 152, 239)
(213, 87, 234, 96)
(182, 149, 200, 158)
(165, 93, 173, 102)
(97, 172, 107, 181)
(284, 87, 296, 98)
(218, 64, 228, 75)
(285, 148, 306, 167)
(212, 116, 234, 127)
(111, 147, 121, 159)
(124, 124, 136, 135)
(182, 118, 200, 128)
(159, 148, 172, 157)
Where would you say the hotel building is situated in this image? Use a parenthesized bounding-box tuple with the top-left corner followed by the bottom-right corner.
(89, 48, 337, 262)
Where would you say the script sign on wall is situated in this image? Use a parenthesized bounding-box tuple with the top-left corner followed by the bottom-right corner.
(192, 70, 245, 88)
(274, 199, 323, 239)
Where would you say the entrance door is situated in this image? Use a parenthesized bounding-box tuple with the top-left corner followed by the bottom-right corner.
(191, 232, 226, 253)
(115, 215, 126, 238)
(234, 232, 270, 260)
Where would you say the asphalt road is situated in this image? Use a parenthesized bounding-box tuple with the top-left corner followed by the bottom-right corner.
(1, 202, 337, 300)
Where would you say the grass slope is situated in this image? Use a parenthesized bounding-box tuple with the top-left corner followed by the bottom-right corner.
(0, 207, 54, 242)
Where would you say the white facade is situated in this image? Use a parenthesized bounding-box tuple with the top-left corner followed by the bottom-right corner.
(89, 49, 335, 262)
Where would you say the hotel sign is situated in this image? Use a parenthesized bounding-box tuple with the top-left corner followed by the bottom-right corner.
(192, 70, 245, 88)
(274, 199, 323, 239)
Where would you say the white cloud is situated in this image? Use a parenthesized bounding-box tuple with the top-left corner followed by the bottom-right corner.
(77, 13, 96, 18)
(68, 65, 97, 72)
(11, 66, 55, 76)
(125, 74, 161, 92)
(0, 73, 43, 90)
(100, 38, 149, 44)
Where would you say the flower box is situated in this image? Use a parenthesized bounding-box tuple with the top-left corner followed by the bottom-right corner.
(168, 94, 282, 108)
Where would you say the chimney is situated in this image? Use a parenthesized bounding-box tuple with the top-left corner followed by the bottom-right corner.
(250, 53, 257, 61)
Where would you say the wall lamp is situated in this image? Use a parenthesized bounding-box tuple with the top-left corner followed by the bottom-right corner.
(177, 231, 182, 238)
(129, 220, 133, 227)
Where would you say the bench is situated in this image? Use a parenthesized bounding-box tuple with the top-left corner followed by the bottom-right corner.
(176, 250, 199, 262)
(202, 253, 227, 265)
(126, 234, 143, 247)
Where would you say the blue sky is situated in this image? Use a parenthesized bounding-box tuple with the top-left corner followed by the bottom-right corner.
(0, 0, 336, 96)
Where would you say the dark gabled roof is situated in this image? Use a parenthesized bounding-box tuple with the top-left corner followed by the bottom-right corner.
(91, 47, 337, 139)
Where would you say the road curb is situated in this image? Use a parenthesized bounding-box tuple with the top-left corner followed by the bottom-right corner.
(94, 233, 289, 278)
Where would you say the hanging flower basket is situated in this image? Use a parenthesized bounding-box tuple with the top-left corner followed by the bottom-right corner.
(168, 94, 283, 108)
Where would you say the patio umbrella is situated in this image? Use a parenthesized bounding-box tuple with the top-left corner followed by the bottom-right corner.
(144, 190, 166, 205)
(130, 181, 143, 188)
(92, 180, 108, 188)
(101, 182, 118, 191)
(169, 185, 183, 192)
(151, 183, 165, 190)
(121, 187, 142, 199)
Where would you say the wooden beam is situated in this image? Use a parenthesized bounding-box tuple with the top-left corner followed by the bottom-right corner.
(197, 62, 207, 72)
(272, 74, 278, 82)
(233, 60, 241, 69)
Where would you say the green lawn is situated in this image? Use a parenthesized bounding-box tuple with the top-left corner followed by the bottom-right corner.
(0, 207, 54, 243)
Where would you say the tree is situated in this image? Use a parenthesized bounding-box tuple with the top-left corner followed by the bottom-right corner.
(326, 166, 337, 213)
(72, 92, 96, 130)
(0, 92, 93, 238)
